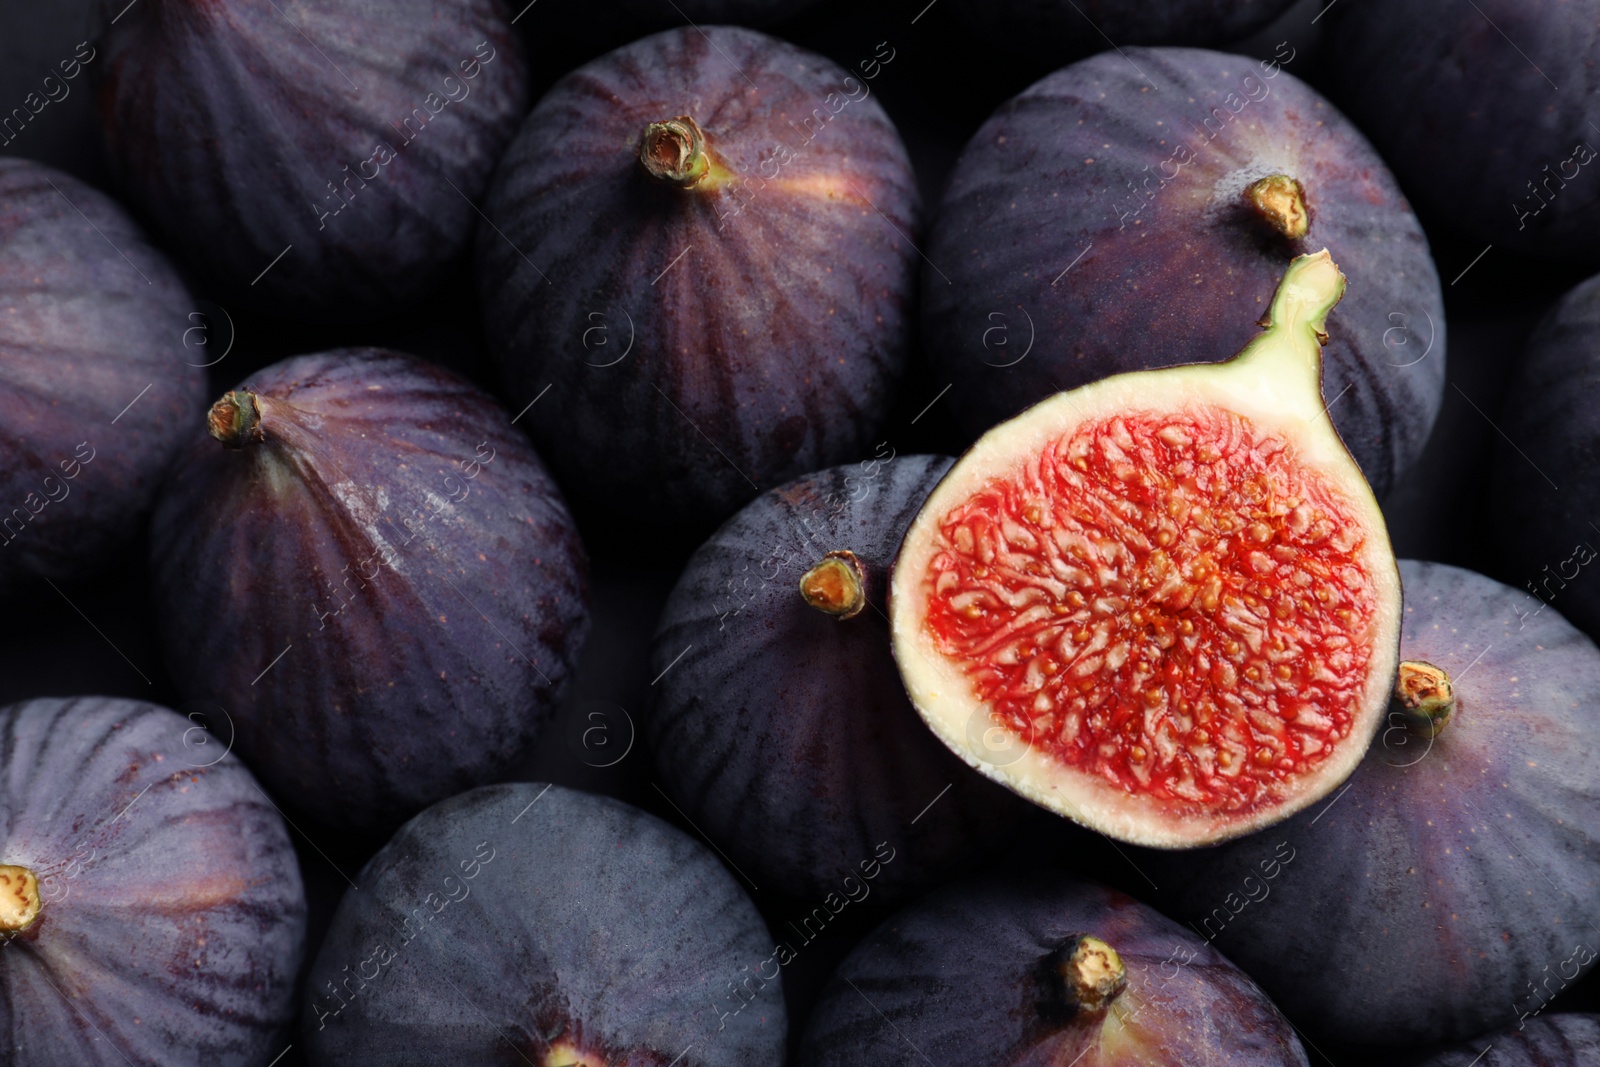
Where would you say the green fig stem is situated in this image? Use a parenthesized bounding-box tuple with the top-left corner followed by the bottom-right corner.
(640, 116, 713, 187)
(1225, 249, 1345, 422)
(800, 550, 867, 619)
(1244, 174, 1310, 240)
(0, 865, 40, 933)
(1394, 660, 1454, 737)
(208, 390, 262, 450)
(1055, 934, 1127, 1014)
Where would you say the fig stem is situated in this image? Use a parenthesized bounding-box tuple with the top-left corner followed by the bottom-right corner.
(1057, 934, 1127, 1014)
(640, 116, 714, 187)
(0, 864, 40, 934)
(800, 551, 868, 620)
(1394, 660, 1453, 737)
(1244, 174, 1310, 240)
(208, 390, 262, 450)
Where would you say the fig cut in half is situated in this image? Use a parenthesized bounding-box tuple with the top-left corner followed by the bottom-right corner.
(891, 251, 1402, 848)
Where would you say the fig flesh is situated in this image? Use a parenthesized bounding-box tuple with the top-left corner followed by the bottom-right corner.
(892, 251, 1402, 847)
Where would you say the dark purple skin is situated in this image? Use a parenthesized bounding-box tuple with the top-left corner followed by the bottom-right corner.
(947, 0, 1297, 64)
(1490, 272, 1600, 640)
(303, 783, 785, 1066)
(0, 697, 306, 1066)
(1418, 1014, 1600, 1066)
(1326, 0, 1600, 262)
(922, 47, 1446, 501)
(797, 874, 1308, 1066)
(477, 26, 918, 526)
(648, 455, 1035, 902)
(94, 0, 528, 319)
(149, 349, 590, 832)
(0, 159, 207, 590)
(1146, 561, 1600, 1045)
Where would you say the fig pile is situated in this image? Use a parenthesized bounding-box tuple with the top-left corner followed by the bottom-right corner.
(0, 4, 1594, 1065)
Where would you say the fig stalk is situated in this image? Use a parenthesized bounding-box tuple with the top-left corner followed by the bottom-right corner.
(207, 390, 262, 449)
(639, 116, 717, 188)
(1393, 660, 1453, 737)
(800, 550, 868, 619)
(0, 864, 40, 933)
(1053, 934, 1127, 1014)
(1244, 174, 1309, 240)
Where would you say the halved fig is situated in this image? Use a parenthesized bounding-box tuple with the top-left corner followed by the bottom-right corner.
(890, 250, 1402, 847)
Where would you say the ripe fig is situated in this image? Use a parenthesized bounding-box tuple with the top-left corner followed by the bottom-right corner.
(94, 0, 529, 318)
(796, 873, 1308, 1066)
(1326, 0, 1600, 262)
(304, 783, 785, 1066)
(149, 349, 589, 832)
(944, 0, 1297, 66)
(1147, 561, 1600, 1044)
(0, 158, 206, 590)
(0, 697, 306, 1066)
(922, 47, 1446, 500)
(477, 25, 918, 526)
(1489, 270, 1600, 639)
(1419, 1015, 1600, 1066)
(648, 454, 1036, 902)
(892, 251, 1403, 847)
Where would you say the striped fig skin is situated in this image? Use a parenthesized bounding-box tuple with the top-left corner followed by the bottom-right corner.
(1490, 273, 1600, 640)
(797, 875, 1308, 1066)
(648, 456, 1033, 902)
(0, 159, 206, 590)
(304, 783, 785, 1066)
(149, 349, 589, 832)
(1419, 1014, 1600, 1066)
(922, 48, 1446, 501)
(1326, 0, 1600, 262)
(0, 698, 306, 1067)
(1147, 561, 1600, 1044)
(477, 25, 918, 526)
(94, 0, 528, 318)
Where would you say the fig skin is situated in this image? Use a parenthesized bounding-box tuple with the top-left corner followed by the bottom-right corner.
(477, 25, 918, 527)
(148, 349, 590, 833)
(922, 47, 1446, 501)
(0, 158, 207, 590)
(1490, 272, 1600, 640)
(796, 874, 1308, 1066)
(946, 0, 1297, 65)
(1325, 0, 1600, 263)
(93, 0, 529, 319)
(0, 697, 307, 1067)
(303, 783, 786, 1066)
(1145, 561, 1600, 1045)
(648, 455, 1036, 903)
(1418, 1014, 1600, 1066)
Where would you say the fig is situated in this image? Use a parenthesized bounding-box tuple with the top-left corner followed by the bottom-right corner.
(477, 25, 918, 526)
(1489, 271, 1600, 639)
(1147, 561, 1600, 1044)
(0, 158, 207, 590)
(891, 250, 1403, 847)
(796, 873, 1308, 1066)
(303, 782, 785, 1065)
(0, 697, 306, 1066)
(922, 47, 1446, 501)
(648, 454, 1035, 902)
(149, 349, 589, 832)
(1419, 1014, 1600, 1066)
(1326, 0, 1600, 262)
(944, 0, 1297, 66)
(94, 0, 529, 318)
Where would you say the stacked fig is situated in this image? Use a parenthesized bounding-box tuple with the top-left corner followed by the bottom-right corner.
(0, 0, 1597, 1064)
